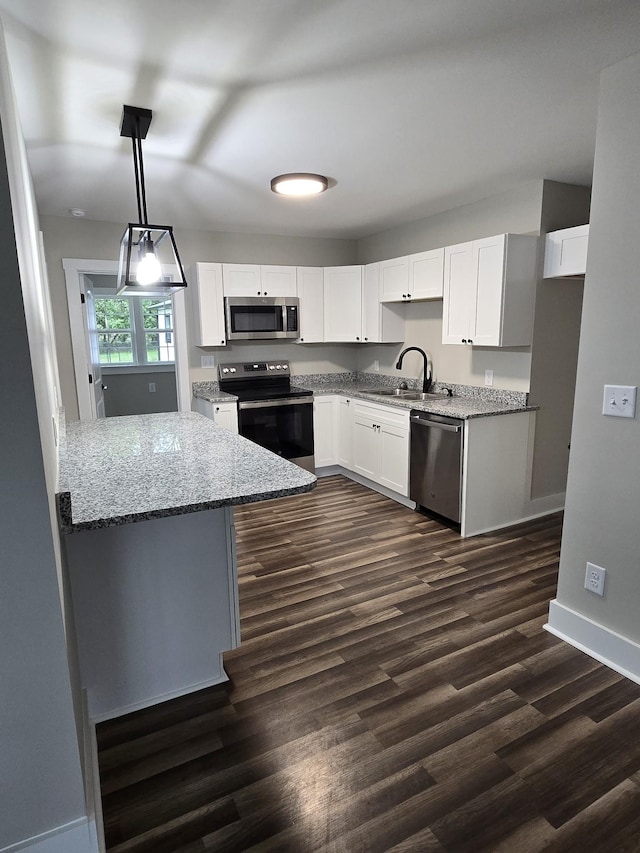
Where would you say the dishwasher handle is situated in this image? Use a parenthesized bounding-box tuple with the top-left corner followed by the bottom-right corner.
(410, 415, 461, 433)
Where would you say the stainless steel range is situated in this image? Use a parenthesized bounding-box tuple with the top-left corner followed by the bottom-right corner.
(219, 361, 314, 473)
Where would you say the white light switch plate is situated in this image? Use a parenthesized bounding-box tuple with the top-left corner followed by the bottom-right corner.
(602, 384, 637, 418)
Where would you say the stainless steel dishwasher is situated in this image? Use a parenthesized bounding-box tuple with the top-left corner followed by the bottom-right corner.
(410, 411, 464, 523)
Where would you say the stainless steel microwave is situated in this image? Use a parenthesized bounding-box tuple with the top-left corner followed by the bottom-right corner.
(224, 296, 300, 340)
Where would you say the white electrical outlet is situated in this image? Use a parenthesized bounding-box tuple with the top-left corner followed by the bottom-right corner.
(585, 562, 606, 596)
(484, 369, 494, 387)
(602, 384, 637, 418)
(201, 355, 216, 369)
(373, 360, 380, 372)
(148, 382, 156, 393)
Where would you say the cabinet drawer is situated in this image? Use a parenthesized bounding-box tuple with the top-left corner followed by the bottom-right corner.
(353, 400, 409, 430)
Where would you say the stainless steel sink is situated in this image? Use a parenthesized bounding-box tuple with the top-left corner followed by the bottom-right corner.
(363, 388, 448, 401)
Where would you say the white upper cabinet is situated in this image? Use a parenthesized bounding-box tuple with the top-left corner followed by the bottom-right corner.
(297, 267, 324, 343)
(379, 248, 444, 302)
(323, 266, 363, 342)
(379, 256, 409, 301)
(222, 264, 297, 296)
(191, 262, 226, 347)
(443, 233, 538, 347)
(408, 248, 444, 299)
(363, 263, 405, 343)
(543, 224, 589, 278)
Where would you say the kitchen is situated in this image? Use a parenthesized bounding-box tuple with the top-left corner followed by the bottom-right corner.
(3, 3, 640, 852)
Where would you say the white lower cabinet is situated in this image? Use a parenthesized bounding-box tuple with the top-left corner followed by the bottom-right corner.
(352, 400, 410, 496)
(313, 395, 337, 466)
(336, 396, 353, 468)
(192, 397, 239, 433)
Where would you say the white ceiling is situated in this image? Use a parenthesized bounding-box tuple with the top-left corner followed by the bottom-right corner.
(1, 0, 639, 240)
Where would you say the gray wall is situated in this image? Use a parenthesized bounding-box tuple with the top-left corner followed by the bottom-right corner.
(103, 369, 178, 417)
(41, 216, 358, 420)
(528, 182, 590, 499)
(0, 85, 87, 850)
(556, 51, 640, 643)
(355, 181, 546, 391)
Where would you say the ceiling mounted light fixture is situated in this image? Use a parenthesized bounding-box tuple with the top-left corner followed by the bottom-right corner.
(270, 173, 329, 197)
(116, 105, 187, 295)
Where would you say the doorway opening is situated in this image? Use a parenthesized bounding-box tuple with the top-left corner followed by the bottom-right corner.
(64, 258, 190, 420)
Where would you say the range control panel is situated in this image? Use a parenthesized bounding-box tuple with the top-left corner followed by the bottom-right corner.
(219, 361, 291, 380)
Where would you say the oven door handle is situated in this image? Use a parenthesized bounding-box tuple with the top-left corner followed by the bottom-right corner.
(238, 397, 313, 410)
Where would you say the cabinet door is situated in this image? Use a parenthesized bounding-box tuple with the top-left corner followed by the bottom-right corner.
(543, 224, 589, 278)
(323, 266, 363, 342)
(191, 262, 226, 346)
(442, 242, 474, 345)
(378, 423, 410, 496)
(362, 263, 381, 343)
(260, 265, 297, 297)
(337, 397, 353, 469)
(222, 264, 262, 296)
(352, 413, 379, 481)
(409, 248, 444, 300)
(297, 267, 324, 343)
(472, 235, 506, 346)
(379, 256, 409, 302)
(214, 402, 239, 433)
(313, 396, 336, 467)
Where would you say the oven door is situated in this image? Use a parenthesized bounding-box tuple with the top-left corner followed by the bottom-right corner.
(238, 398, 314, 472)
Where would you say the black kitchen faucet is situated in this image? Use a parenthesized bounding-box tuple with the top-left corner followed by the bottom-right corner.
(395, 346, 432, 393)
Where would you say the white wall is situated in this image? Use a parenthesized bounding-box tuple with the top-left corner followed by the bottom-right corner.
(40, 216, 358, 420)
(0, 25, 90, 851)
(552, 51, 640, 655)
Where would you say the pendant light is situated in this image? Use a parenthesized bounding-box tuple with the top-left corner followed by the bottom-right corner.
(116, 105, 187, 295)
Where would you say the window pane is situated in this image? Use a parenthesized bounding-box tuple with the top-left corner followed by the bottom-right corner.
(145, 331, 174, 363)
(95, 298, 131, 330)
(142, 299, 173, 331)
(98, 332, 134, 364)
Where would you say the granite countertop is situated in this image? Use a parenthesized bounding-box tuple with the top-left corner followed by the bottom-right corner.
(57, 411, 316, 533)
(300, 381, 535, 419)
(193, 379, 535, 420)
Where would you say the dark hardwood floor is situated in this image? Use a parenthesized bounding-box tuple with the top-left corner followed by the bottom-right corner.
(97, 475, 640, 852)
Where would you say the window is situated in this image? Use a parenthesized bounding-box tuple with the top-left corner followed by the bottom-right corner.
(94, 297, 175, 365)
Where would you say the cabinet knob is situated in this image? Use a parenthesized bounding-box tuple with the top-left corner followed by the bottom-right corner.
(264, 291, 268, 295)
(462, 338, 467, 343)
(407, 293, 411, 299)
(221, 340, 225, 344)
(356, 336, 360, 340)
(402, 294, 406, 299)
(215, 406, 220, 412)
(468, 339, 473, 344)
(364, 336, 368, 341)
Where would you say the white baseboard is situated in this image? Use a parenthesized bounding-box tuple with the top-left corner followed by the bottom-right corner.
(0, 818, 97, 853)
(89, 666, 230, 724)
(545, 599, 640, 686)
(523, 491, 565, 517)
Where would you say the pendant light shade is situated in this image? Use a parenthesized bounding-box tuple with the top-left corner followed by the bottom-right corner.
(116, 105, 187, 295)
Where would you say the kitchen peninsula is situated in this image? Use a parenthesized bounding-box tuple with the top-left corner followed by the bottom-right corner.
(57, 411, 315, 721)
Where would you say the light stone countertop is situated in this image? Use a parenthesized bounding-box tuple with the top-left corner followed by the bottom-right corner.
(57, 411, 316, 533)
(192, 378, 536, 420)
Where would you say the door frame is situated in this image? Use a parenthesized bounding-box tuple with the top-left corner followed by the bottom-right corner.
(63, 257, 190, 419)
